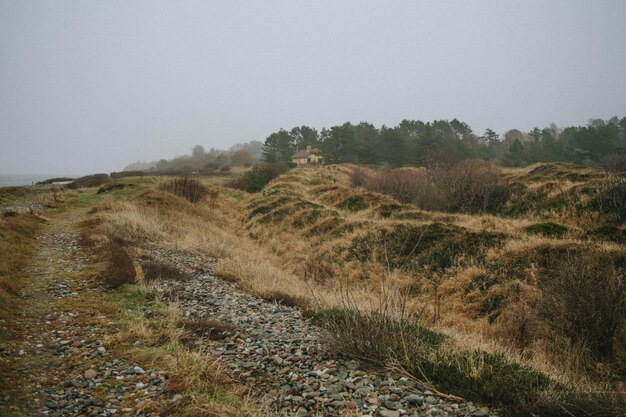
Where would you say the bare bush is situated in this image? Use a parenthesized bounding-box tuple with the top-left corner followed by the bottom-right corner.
(142, 261, 191, 283)
(365, 169, 449, 211)
(357, 161, 511, 214)
(182, 318, 237, 341)
(436, 160, 511, 213)
(592, 174, 626, 223)
(159, 177, 208, 203)
(102, 242, 136, 289)
(540, 250, 626, 362)
(600, 154, 626, 175)
(349, 167, 371, 187)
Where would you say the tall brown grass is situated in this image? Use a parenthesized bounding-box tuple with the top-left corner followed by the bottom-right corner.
(160, 177, 208, 203)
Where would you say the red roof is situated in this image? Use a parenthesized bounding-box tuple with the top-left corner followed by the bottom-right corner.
(292, 149, 311, 159)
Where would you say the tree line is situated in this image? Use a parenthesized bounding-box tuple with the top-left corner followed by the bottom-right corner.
(261, 117, 626, 167)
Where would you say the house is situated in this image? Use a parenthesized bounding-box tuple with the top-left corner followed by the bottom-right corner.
(291, 145, 323, 165)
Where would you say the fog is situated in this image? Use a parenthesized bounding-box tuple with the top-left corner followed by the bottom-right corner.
(1, 0, 625, 175)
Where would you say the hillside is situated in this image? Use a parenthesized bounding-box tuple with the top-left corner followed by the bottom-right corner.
(1, 163, 624, 417)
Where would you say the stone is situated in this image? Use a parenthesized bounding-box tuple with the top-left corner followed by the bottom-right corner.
(384, 400, 402, 410)
(97, 346, 106, 355)
(84, 369, 97, 380)
(379, 410, 400, 417)
(406, 394, 423, 406)
(133, 366, 145, 374)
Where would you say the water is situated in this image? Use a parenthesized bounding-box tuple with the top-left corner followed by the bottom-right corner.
(0, 174, 60, 187)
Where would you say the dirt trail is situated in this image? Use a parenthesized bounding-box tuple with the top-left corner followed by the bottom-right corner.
(0, 209, 168, 417)
(1, 207, 494, 417)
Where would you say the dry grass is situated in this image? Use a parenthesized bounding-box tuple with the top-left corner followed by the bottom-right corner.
(160, 177, 209, 203)
(0, 213, 46, 336)
(90, 165, 626, 413)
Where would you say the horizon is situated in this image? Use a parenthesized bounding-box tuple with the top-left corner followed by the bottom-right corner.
(2, 1, 625, 175)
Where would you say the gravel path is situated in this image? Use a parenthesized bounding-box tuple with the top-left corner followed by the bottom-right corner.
(0, 211, 169, 417)
(148, 248, 494, 417)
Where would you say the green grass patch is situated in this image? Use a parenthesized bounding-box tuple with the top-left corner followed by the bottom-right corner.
(311, 306, 553, 410)
(524, 221, 570, 238)
(348, 222, 505, 272)
(336, 195, 369, 212)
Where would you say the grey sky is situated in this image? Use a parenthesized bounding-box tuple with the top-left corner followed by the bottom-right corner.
(1, 1, 625, 175)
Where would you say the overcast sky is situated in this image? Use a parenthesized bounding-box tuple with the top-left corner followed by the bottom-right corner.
(1, 1, 625, 175)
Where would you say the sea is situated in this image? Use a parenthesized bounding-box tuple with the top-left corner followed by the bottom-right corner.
(0, 174, 63, 187)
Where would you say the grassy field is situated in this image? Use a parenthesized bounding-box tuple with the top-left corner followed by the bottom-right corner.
(8, 163, 622, 415)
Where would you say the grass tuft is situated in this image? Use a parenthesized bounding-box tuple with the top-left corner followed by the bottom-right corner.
(159, 177, 208, 203)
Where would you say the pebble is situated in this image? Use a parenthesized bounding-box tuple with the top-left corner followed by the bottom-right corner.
(83, 369, 97, 380)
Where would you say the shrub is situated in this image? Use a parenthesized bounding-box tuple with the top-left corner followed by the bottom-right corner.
(366, 169, 449, 211)
(182, 318, 236, 341)
(109, 171, 146, 179)
(36, 177, 75, 185)
(586, 225, 626, 244)
(590, 174, 626, 223)
(159, 177, 208, 203)
(349, 167, 371, 187)
(97, 182, 130, 194)
(311, 307, 551, 408)
(228, 163, 290, 193)
(336, 195, 368, 211)
(437, 160, 511, 213)
(357, 161, 511, 214)
(524, 222, 570, 238)
(600, 154, 626, 175)
(260, 290, 309, 308)
(348, 222, 505, 272)
(67, 174, 111, 189)
(540, 250, 626, 362)
(102, 242, 136, 289)
(142, 261, 191, 282)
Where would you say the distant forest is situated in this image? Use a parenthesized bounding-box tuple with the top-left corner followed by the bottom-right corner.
(262, 117, 626, 167)
(124, 117, 626, 174)
(124, 141, 263, 174)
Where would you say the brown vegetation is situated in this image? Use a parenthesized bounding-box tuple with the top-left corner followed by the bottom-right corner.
(159, 177, 209, 203)
(101, 241, 136, 288)
(142, 261, 192, 283)
(353, 160, 511, 214)
(85, 162, 626, 415)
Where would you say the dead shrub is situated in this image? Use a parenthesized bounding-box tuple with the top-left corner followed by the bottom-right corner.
(357, 161, 511, 214)
(600, 154, 626, 175)
(436, 160, 511, 213)
(540, 250, 626, 365)
(261, 290, 309, 309)
(142, 261, 192, 283)
(206, 187, 220, 208)
(364, 168, 448, 211)
(102, 242, 136, 289)
(349, 167, 371, 187)
(591, 174, 626, 224)
(303, 252, 334, 284)
(159, 177, 208, 203)
(183, 318, 237, 341)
